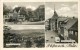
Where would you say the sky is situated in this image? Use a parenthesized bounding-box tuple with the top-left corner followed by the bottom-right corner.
(45, 2, 78, 20)
(4, 2, 45, 10)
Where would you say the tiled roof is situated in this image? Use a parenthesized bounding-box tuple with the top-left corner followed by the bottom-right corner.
(64, 18, 78, 30)
(69, 21, 78, 31)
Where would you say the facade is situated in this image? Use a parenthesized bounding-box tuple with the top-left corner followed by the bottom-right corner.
(17, 15, 25, 22)
(50, 9, 58, 32)
(58, 17, 78, 41)
(64, 18, 78, 42)
(68, 22, 78, 43)
(45, 18, 51, 30)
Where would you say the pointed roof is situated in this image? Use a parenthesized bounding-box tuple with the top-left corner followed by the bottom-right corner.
(52, 5, 58, 19)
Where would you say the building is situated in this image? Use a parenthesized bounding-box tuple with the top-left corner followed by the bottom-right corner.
(3, 13, 13, 22)
(45, 6, 78, 43)
(63, 18, 78, 42)
(50, 7, 58, 32)
(68, 21, 78, 43)
(45, 18, 51, 30)
(4, 10, 25, 23)
(58, 17, 78, 42)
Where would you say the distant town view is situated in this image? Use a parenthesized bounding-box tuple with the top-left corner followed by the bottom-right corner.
(3, 25, 45, 48)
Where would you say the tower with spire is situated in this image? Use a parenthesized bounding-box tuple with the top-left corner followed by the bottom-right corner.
(51, 5, 58, 32)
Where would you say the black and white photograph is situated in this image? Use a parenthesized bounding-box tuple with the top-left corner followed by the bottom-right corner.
(3, 2, 45, 48)
(2, 1, 79, 49)
(45, 2, 78, 43)
(3, 2, 45, 25)
(3, 25, 45, 48)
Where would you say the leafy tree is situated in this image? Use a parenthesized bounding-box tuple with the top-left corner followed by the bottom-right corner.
(27, 8, 33, 21)
(3, 4, 11, 15)
(35, 5, 45, 21)
(19, 7, 29, 20)
(19, 7, 27, 15)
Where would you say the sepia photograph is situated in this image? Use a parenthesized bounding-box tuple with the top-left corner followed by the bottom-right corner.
(3, 25, 45, 48)
(0, 0, 80, 49)
(3, 2, 45, 25)
(2, 1, 79, 49)
(45, 2, 78, 43)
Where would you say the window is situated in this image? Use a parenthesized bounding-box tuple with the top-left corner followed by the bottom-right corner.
(69, 31, 73, 35)
(75, 32, 78, 36)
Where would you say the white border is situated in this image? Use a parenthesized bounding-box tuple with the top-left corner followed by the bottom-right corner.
(0, 0, 80, 50)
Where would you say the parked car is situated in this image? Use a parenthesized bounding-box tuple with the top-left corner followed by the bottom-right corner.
(55, 37, 60, 43)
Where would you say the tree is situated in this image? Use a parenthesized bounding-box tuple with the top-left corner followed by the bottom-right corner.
(3, 26, 11, 34)
(35, 5, 45, 21)
(3, 4, 11, 15)
(14, 7, 31, 21)
(19, 7, 26, 15)
(27, 8, 34, 21)
(13, 7, 21, 13)
(3, 26, 11, 47)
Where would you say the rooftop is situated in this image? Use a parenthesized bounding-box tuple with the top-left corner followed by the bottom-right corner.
(64, 18, 78, 30)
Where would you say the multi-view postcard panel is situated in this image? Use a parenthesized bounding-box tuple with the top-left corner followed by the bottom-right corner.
(3, 2, 78, 48)
(45, 2, 78, 44)
(3, 25, 45, 48)
(3, 2, 45, 48)
(3, 2, 45, 25)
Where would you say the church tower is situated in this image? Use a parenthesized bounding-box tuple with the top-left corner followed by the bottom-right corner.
(51, 5, 58, 32)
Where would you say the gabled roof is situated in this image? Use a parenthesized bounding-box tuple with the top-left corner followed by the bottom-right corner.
(57, 17, 68, 21)
(69, 21, 78, 31)
(64, 18, 78, 30)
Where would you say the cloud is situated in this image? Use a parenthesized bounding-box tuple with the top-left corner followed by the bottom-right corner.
(26, 5, 36, 10)
(61, 4, 68, 6)
(45, 3, 78, 19)
(55, 6, 71, 17)
(45, 7, 54, 20)
(72, 4, 78, 8)
(71, 4, 78, 12)
(56, 5, 77, 17)
(45, 7, 54, 13)
(12, 5, 18, 9)
(57, 4, 77, 17)
(57, 7, 71, 13)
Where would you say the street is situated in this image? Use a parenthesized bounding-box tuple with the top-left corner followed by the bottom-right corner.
(46, 30, 58, 43)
